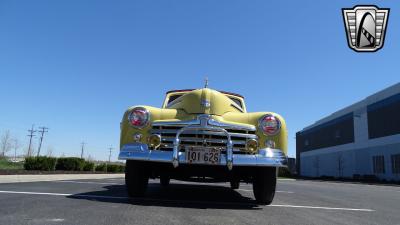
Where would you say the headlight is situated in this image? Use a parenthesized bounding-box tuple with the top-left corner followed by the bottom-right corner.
(259, 114, 281, 136)
(128, 107, 150, 128)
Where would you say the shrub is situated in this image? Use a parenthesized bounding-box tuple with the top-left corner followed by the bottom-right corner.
(106, 164, 125, 173)
(0, 158, 24, 170)
(95, 163, 125, 173)
(119, 165, 125, 172)
(278, 167, 292, 178)
(95, 163, 107, 172)
(56, 157, 85, 171)
(117, 165, 125, 173)
(24, 156, 57, 171)
(82, 161, 95, 171)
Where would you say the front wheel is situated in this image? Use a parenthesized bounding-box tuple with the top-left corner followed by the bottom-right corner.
(252, 167, 277, 205)
(230, 180, 240, 189)
(160, 176, 170, 187)
(125, 160, 149, 197)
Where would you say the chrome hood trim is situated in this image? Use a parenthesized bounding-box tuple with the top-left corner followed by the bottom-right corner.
(152, 114, 256, 131)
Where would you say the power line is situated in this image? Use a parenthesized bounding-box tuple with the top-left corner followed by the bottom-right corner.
(80, 142, 86, 159)
(27, 125, 36, 157)
(36, 126, 49, 157)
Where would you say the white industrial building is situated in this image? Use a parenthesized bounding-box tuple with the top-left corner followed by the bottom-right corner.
(296, 83, 400, 181)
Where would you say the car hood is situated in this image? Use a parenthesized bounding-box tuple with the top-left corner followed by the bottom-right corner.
(166, 88, 242, 116)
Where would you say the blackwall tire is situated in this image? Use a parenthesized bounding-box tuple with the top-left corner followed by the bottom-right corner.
(160, 176, 170, 187)
(230, 180, 240, 189)
(125, 160, 149, 197)
(252, 167, 277, 205)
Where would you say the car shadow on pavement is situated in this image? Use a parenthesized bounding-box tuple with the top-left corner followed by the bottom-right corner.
(68, 182, 261, 210)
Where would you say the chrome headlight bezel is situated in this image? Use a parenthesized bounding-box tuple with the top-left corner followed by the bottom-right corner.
(258, 114, 281, 136)
(128, 107, 150, 129)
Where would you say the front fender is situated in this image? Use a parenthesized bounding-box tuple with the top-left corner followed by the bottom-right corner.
(120, 106, 194, 149)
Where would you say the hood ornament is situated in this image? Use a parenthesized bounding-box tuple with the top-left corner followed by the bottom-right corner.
(202, 77, 211, 108)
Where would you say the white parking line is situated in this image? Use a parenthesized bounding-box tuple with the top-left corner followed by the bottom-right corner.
(276, 191, 294, 193)
(268, 204, 375, 212)
(0, 190, 126, 199)
(0, 190, 375, 212)
(51, 180, 121, 185)
(0, 190, 70, 197)
(277, 178, 296, 181)
(238, 189, 294, 194)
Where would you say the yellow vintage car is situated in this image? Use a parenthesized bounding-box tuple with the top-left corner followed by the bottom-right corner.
(119, 87, 287, 204)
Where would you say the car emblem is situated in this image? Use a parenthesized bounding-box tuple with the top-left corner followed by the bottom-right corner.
(342, 5, 389, 52)
(201, 99, 211, 108)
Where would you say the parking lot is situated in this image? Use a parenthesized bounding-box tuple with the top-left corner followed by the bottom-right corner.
(0, 177, 399, 225)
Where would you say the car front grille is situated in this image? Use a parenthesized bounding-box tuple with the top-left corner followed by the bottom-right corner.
(150, 125, 257, 154)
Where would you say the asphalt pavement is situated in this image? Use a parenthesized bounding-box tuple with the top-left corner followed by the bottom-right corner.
(0, 177, 399, 225)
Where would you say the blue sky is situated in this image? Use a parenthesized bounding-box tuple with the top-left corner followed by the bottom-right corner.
(0, 0, 399, 161)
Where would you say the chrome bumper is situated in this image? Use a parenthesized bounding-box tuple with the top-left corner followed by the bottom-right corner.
(118, 143, 288, 168)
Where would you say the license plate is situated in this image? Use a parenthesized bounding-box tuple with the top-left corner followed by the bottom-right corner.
(185, 147, 221, 164)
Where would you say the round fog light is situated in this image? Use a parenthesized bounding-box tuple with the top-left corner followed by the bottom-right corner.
(246, 139, 258, 152)
(265, 140, 276, 148)
(148, 134, 161, 148)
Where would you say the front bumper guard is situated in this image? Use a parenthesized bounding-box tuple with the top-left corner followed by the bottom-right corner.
(119, 124, 287, 169)
(118, 144, 288, 169)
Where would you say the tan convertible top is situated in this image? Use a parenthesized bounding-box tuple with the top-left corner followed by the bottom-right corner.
(166, 89, 244, 99)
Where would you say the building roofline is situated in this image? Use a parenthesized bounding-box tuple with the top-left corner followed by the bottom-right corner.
(300, 82, 400, 132)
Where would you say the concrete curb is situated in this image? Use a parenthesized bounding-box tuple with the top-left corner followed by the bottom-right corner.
(0, 174, 125, 184)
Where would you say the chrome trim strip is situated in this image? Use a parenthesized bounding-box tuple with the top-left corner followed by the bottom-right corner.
(152, 115, 256, 131)
(118, 143, 288, 167)
(207, 118, 254, 131)
(160, 137, 246, 145)
(158, 143, 245, 152)
(152, 119, 200, 127)
(150, 129, 257, 139)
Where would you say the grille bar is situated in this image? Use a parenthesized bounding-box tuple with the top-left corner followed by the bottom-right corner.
(161, 137, 245, 145)
(158, 143, 244, 152)
(151, 123, 256, 154)
(150, 129, 256, 139)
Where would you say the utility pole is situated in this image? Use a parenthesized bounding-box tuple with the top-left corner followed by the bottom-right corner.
(108, 146, 113, 163)
(13, 139, 21, 161)
(27, 125, 36, 157)
(36, 127, 49, 157)
(80, 142, 86, 159)
(106, 146, 113, 173)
